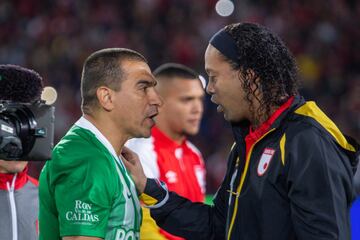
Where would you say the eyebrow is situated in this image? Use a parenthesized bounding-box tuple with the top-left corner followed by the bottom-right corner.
(205, 68, 216, 75)
(136, 79, 157, 87)
(180, 94, 205, 100)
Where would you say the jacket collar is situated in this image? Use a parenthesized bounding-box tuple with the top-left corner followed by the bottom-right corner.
(0, 166, 29, 190)
(231, 95, 303, 142)
(152, 126, 186, 149)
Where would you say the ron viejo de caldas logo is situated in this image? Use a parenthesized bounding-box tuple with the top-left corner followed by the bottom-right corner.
(66, 200, 99, 224)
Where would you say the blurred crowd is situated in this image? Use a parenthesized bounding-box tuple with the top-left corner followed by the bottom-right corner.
(0, 0, 359, 193)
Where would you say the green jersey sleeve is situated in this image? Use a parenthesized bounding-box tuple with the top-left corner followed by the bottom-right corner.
(52, 138, 120, 238)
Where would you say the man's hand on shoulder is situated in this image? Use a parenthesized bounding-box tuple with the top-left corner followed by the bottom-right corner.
(121, 146, 147, 194)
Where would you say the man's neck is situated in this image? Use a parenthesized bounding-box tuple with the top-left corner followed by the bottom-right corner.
(156, 125, 185, 145)
(83, 114, 128, 156)
(250, 96, 294, 130)
(251, 105, 278, 130)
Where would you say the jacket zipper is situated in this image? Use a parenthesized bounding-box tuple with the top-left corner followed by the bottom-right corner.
(6, 174, 18, 240)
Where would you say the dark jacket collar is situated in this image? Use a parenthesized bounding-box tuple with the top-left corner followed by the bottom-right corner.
(231, 95, 304, 142)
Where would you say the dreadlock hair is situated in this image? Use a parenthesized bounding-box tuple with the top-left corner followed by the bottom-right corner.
(223, 22, 299, 123)
(0, 64, 44, 102)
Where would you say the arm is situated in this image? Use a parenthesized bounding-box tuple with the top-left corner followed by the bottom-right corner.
(144, 179, 227, 240)
(140, 207, 167, 240)
(122, 147, 227, 240)
(286, 128, 354, 240)
(52, 149, 114, 239)
(124, 142, 168, 239)
(354, 160, 360, 195)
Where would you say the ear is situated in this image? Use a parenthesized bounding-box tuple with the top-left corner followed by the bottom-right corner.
(96, 86, 114, 111)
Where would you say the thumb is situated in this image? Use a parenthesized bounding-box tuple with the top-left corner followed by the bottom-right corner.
(121, 146, 137, 165)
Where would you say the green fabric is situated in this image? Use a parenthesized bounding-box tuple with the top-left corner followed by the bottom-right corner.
(39, 125, 141, 239)
(204, 195, 214, 205)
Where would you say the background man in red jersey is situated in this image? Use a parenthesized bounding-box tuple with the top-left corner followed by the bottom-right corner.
(127, 63, 206, 240)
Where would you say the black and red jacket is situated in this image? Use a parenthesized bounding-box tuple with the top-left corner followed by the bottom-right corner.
(143, 96, 359, 240)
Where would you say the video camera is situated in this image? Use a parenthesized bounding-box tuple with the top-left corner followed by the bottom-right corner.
(0, 100, 54, 161)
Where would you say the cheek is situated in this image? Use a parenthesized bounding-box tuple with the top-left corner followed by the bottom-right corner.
(174, 104, 192, 118)
(166, 106, 187, 123)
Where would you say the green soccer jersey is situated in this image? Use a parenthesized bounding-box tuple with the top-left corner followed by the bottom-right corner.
(39, 117, 142, 240)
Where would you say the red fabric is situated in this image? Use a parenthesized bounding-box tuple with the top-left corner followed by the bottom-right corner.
(0, 166, 33, 190)
(245, 97, 294, 157)
(152, 127, 206, 240)
(28, 175, 39, 186)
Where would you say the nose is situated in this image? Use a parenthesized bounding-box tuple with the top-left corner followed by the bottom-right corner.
(192, 99, 204, 115)
(149, 88, 163, 107)
(206, 80, 214, 95)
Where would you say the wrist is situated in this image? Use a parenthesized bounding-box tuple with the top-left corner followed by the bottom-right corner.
(140, 178, 169, 208)
(137, 176, 147, 194)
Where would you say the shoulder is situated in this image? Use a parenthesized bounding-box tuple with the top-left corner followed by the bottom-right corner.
(285, 119, 324, 141)
(281, 117, 350, 174)
(48, 127, 116, 183)
(52, 126, 108, 164)
(185, 141, 202, 156)
(282, 118, 336, 162)
(287, 101, 355, 152)
(27, 175, 39, 187)
(54, 126, 97, 153)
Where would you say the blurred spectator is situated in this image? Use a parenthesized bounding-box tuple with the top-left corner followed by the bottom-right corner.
(0, 64, 43, 240)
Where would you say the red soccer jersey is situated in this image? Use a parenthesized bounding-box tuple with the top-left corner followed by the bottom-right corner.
(127, 127, 206, 239)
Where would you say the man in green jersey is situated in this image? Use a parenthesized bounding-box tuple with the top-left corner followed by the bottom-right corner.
(39, 48, 162, 240)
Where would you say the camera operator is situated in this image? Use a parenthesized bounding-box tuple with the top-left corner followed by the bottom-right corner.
(0, 64, 44, 240)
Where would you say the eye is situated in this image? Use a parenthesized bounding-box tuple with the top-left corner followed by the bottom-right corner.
(209, 76, 217, 84)
(180, 97, 192, 103)
(137, 83, 149, 92)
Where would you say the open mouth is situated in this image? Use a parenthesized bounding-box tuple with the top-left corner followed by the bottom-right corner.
(146, 110, 159, 123)
(210, 96, 217, 105)
(211, 97, 223, 113)
(148, 111, 158, 119)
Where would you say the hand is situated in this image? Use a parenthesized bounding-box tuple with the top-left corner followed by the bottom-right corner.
(121, 146, 147, 193)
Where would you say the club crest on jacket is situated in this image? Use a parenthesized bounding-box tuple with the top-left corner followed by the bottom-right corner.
(257, 148, 275, 176)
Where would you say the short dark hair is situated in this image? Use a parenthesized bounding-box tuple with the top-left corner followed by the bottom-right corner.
(81, 48, 147, 114)
(0, 64, 43, 102)
(223, 23, 299, 120)
(153, 63, 199, 80)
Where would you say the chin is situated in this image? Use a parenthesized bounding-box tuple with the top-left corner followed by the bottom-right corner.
(223, 113, 231, 121)
(184, 128, 199, 136)
(142, 132, 151, 138)
(0, 161, 28, 174)
(224, 113, 241, 122)
(135, 129, 152, 138)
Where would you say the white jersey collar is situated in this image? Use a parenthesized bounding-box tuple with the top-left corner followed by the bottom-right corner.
(75, 116, 121, 163)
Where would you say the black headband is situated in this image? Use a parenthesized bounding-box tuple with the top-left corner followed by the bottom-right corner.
(209, 28, 238, 63)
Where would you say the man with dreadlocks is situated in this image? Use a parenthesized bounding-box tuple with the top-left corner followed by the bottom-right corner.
(124, 22, 359, 240)
(0, 64, 44, 240)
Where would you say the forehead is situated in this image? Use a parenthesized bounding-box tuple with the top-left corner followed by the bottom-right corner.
(161, 77, 204, 95)
(121, 60, 154, 83)
(204, 44, 228, 73)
